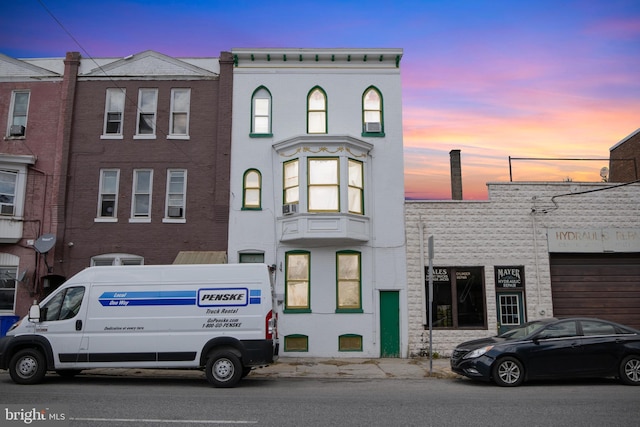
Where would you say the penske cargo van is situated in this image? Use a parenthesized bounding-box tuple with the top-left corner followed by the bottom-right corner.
(0, 264, 278, 388)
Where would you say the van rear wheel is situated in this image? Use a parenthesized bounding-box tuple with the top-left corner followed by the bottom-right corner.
(9, 348, 47, 385)
(205, 350, 242, 388)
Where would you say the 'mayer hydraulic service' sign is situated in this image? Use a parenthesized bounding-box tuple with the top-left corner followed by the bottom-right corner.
(98, 288, 262, 307)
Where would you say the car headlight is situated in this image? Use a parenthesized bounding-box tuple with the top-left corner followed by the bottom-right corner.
(7, 318, 22, 333)
(463, 345, 494, 359)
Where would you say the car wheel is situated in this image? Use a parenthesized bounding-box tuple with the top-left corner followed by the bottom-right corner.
(205, 350, 242, 388)
(492, 356, 524, 387)
(9, 348, 47, 385)
(619, 355, 640, 386)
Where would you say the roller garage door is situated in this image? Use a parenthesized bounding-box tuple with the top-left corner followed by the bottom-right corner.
(550, 253, 640, 330)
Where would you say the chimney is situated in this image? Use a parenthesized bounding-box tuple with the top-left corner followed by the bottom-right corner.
(450, 149, 463, 200)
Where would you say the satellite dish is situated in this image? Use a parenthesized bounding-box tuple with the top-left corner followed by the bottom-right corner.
(33, 234, 56, 254)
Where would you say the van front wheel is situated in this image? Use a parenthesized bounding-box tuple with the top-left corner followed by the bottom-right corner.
(205, 350, 242, 388)
(9, 348, 47, 385)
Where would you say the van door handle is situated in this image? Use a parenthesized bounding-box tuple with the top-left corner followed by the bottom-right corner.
(75, 320, 83, 331)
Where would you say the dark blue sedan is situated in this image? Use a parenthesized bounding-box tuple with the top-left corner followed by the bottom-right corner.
(450, 317, 640, 386)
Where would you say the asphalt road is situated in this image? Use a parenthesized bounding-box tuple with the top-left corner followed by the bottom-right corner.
(2, 371, 639, 426)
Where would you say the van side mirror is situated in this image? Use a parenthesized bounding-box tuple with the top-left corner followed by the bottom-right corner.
(28, 304, 41, 323)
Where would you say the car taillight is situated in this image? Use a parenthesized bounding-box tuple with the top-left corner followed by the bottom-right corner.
(266, 310, 276, 340)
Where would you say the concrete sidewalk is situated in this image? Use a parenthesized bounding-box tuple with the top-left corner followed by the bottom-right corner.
(82, 357, 459, 381)
(252, 357, 458, 379)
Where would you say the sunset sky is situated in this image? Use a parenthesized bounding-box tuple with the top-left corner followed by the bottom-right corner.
(2, 0, 639, 199)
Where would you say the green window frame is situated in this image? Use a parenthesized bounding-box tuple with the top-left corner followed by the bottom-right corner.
(283, 159, 299, 205)
(308, 157, 339, 212)
(336, 251, 362, 313)
(339, 334, 363, 352)
(250, 86, 272, 137)
(242, 169, 262, 210)
(284, 334, 309, 352)
(348, 159, 364, 214)
(307, 86, 327, 134)
(362, 86, 384, 136)
(285, 251, 311, 312)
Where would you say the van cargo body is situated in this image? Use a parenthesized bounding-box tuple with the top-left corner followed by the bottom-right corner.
(0, 264, 278, 387)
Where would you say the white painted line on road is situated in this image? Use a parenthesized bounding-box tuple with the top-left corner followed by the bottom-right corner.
(70, 418, 257, 424)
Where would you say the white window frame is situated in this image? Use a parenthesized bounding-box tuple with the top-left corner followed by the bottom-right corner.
(135, 88, 158, 139)
(6, 90, 30, 138)
(96, 169, 120, 222)
(163, 169, 187, 223)
(130, 169, 153, 222)
(101, 88, 126, 139)
(168, 88, 190, 139)
(0, 156, 33, 219)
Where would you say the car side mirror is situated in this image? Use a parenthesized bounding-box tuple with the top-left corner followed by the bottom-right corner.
(28, 304, 41, 323)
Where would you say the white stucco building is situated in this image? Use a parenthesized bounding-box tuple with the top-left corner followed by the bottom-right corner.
(228, 48, 408, 357)
(406, 181, 640, 357)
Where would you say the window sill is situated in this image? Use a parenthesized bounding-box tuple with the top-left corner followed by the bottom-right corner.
(162, 218, 186, 223)
(94, 217, 118, 223)
(128, 217, 151, 223)
(4, 136, 26, 141)
(250, 133, 273, 138)
(100, 135, 123, 140)
(241, 207, 262, 211)
(167, 135, 190, 140)
(133, 135, 156, 140)
(283, 309, 312, 314)
(361, 132, 385, 137)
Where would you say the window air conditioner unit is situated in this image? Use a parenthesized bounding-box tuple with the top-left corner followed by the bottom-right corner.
(9, 125, 25, 136)
(364, 122, 381, 133)
(168, 207, 183, 218)
(282, 203, 298, 215)
(0, 205, 14, 215)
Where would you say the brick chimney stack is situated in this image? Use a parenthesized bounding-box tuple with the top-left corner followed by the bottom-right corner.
(450, 149, 463, 200)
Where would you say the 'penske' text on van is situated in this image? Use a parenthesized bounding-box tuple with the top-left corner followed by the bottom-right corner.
(198, 288, 250, 307)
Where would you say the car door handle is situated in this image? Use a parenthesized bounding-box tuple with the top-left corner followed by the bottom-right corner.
(571, 342, 580, 348)
(75, 320, 83, 331)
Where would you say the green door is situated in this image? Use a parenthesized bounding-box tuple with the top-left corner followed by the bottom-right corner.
(380, 291, 400, 357)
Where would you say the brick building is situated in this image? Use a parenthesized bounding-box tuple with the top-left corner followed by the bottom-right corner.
(56, 50, 234, 278)
(609, 128, 640, 182)
(0, 53, 79, 320)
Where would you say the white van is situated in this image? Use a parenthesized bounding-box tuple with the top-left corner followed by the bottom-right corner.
(0, 264, 278, 387)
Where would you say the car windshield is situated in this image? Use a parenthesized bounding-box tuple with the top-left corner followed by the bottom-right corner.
(498, 321, 548, 339)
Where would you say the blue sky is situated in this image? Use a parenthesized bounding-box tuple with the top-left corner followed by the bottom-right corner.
(2, 0, 639, 198)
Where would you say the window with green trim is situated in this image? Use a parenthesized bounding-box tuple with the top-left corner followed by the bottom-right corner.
(242, 169, 262, 209)
(307, 87, 327, 134)
(339, 334, 363, 351)
(308, 158, 339, 212)
(251, 87, 272, 136)
(284, 335, 309, 352)
(285, 251, 310, 312)
(336, 251, 362, 312)
(362, 86, 383, 135)
(348, 159, 364, 214)
(283, 159, 299, 205)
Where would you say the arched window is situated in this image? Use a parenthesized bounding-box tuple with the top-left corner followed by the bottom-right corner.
(242, 169, 262, 210)
(251, 87, 272, 136)
(362, 86, 383, 135)
(307, 87, 327, 134)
